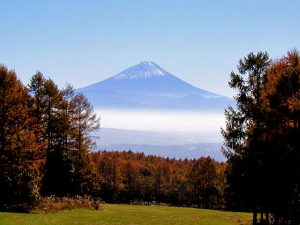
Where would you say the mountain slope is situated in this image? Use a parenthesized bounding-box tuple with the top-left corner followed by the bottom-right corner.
(78, 61, 233, 110)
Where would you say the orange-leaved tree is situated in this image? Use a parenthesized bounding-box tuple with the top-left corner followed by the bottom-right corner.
(0, 66, 45, 211)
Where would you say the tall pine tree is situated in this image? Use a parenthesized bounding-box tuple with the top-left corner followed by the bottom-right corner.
(221, 52, 271, 224)
(29, 74, 101, 196)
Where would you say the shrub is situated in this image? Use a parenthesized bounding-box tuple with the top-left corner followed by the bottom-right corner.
(33, 195, 102, 212)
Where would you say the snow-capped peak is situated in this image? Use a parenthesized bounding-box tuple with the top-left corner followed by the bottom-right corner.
(113, 61, 170, 80)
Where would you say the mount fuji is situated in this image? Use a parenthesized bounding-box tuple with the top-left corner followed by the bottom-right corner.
(78, 61, 233, 110)
(78, 62, 229, 160)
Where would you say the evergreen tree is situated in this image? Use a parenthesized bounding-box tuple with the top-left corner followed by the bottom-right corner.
(221, 52, 271, 224)
(29, 74, 69, 195)
(67, 92, 101, 195)
(223, 50, 300, 224)
(29, 74, 101, 197)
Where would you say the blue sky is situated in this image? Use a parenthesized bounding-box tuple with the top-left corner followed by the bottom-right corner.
(1, 0, 299, 97)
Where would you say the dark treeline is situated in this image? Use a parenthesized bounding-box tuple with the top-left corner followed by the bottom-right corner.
(91, 150, 227, 208)
(222, 50, 300, 225)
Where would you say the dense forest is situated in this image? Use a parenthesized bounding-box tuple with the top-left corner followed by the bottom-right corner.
(0, 49, 299, 225)
(92, 151, 227, 208)
(0, 68, 101, 211)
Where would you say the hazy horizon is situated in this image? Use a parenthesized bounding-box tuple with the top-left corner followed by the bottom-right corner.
(93, 109, 226, 161)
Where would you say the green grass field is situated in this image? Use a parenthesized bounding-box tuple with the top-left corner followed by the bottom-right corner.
(0, 204, 252, 225)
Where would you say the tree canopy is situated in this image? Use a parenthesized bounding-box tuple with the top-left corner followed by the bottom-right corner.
(222, 50, 300, 225)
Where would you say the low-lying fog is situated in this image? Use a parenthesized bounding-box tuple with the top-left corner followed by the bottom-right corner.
(93, 109, 226, 161)
(95, 109, 225, 134)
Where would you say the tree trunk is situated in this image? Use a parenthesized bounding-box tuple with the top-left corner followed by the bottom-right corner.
(266, 212, 269, 225)
(253, 210, 258, 225)
(260, 211, 264, 224)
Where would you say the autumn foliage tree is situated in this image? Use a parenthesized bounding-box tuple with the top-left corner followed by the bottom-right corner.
(0, 66, 45, 211)
(188, 157, 219, 208)
(262, 50, 300, 225)
(223, 50, 300, 225)
(28, 72, 101, 197)
(0, 66, 102, 212)
(92, 151, 227, 208)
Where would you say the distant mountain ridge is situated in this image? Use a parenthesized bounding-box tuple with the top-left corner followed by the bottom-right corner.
(78, 61, 233, 110)
(96, 127, 225, 161)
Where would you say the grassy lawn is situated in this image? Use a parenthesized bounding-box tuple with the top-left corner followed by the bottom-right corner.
(0, 204, 252, 225)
